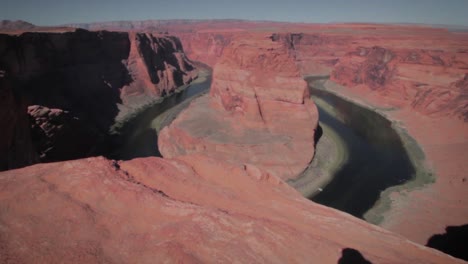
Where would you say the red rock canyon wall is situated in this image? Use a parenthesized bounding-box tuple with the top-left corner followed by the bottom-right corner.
(0, 29, 197, 170)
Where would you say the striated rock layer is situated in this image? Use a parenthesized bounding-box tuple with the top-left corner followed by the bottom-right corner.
(0, 155, 460, 263)
(0, 29, 197, 170)
(159, 35, 319, 180)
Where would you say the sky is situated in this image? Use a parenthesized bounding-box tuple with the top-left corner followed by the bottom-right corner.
(1, 0, 468, 26)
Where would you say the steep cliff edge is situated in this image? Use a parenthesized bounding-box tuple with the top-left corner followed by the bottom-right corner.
(0, 155, 460, 263)
(0, 29, 197, 170)
(159, 34, 319, 180)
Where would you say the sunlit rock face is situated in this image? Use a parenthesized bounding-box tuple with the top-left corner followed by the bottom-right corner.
(159, 34, 319, 180)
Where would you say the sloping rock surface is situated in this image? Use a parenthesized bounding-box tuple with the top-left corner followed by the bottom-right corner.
(0, 156, 460, 263)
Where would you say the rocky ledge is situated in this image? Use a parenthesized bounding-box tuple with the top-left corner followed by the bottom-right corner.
(0, 155, 459, 263)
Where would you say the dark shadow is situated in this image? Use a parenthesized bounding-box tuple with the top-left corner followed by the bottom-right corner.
(313, 124, 323, 147)
(109, 128, 160, 161)
(338, 248, 373, 264)
(1, 30, 133, 167)
(426, 224, 468, 261)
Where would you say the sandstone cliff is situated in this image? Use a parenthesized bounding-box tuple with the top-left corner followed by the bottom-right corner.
(0, 29, 197, 170)
(159, 34, 319, 180)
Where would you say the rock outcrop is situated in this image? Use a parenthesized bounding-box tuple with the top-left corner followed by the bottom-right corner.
(0, 155, 460, 263)
(159, 35, 319, 180)
(0, 29, 197, 170)
(27, 105, 97, 162)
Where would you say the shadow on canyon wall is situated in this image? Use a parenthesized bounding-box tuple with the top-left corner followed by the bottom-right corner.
(426, 224, 468, 261)
(0, 29, 197, 171)
(0, 30, 131, 170)
(337, 248, 373, 264)
(313, 124, 323, 147)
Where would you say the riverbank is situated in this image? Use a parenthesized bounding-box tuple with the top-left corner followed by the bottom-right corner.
(109, 69, 212, 135)
(304, 76, 433, 224)
(306, 75, 468, 245)
(287, 102, 348, 198)
(288, 77, 426, 223)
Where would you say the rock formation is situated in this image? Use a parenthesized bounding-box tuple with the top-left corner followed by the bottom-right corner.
(159, 35, 319, 180)
(0, 29, 197, 170)
(0, 155, 460, 263)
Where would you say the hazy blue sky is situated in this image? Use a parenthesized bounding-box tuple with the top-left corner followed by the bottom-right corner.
(1, 0, 468, 26)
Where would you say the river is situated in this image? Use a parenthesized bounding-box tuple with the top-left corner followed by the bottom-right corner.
(302, 76, 418, 223)
(108, 69, 212, 160)
(108, 72, 425, 224)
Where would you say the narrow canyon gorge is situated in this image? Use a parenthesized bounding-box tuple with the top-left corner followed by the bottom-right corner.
(0, 20, 467, 263)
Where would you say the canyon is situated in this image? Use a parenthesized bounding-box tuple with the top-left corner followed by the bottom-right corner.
(0, 29, 197, 170)
(0, 20, 467, 262)
(167, 22, 468, 247)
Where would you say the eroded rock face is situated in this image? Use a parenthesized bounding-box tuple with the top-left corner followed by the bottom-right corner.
(0, 155, 459, 263)
(331, 46, 468, 120)
(0, 29, 197, 170)
(123, 32, 196, 101)
(177, 32, 235, 67)
(159, 35, 319, 180)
